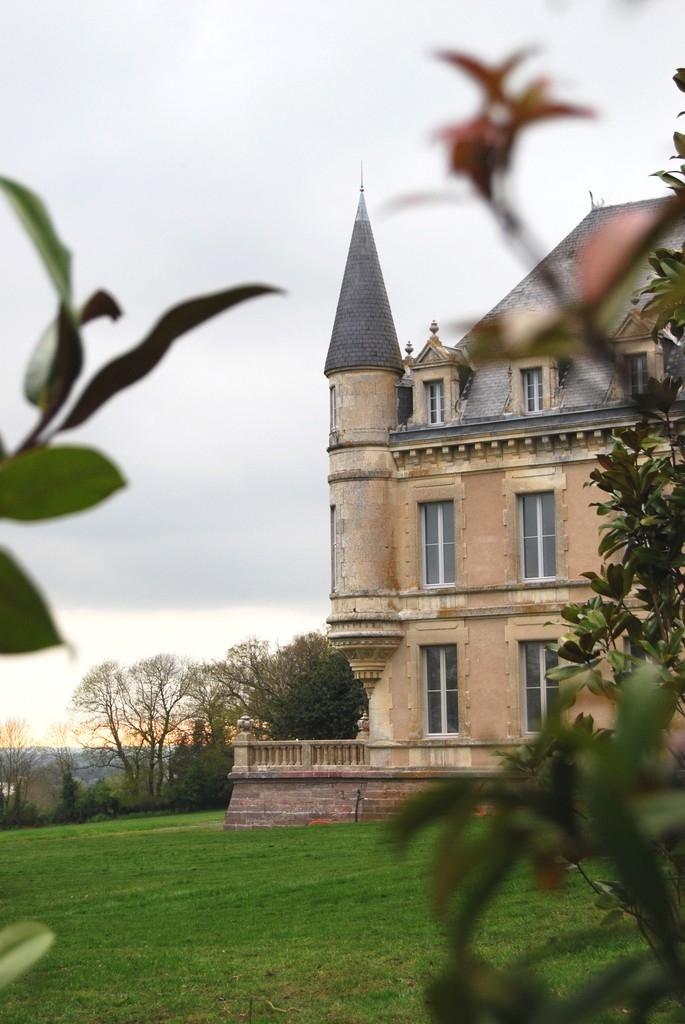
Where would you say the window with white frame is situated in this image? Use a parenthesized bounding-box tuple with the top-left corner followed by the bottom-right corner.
(426, 380, 445, 425)
(424, 645, 458, 734)
(522, 642, 559, 731)
(522, 367, 543, 413)
(520, 492, 556, 580)
(421, 501, 455, 586)
(627, 353, 648, 397)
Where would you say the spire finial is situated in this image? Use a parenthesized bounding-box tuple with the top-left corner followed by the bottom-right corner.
(360, 161, 364, 193)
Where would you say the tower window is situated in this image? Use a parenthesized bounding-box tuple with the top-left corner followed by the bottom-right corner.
(330, 506, 337, 592)
(329, 386, 337, 431)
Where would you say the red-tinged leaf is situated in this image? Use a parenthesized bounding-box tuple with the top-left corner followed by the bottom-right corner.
(533, 853, 565, 890)
(79, 290, 123, 326)
(0, 446, 125, 521)
(576, 203, 680, 311)
(437, 117, 512, 198)
(514, 99, 595, 129)
(60, 283, 280, 431)
(0, 549, 63, 653)
(437, 49, 531, 103)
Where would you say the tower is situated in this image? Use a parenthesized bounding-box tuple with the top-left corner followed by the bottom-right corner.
(324, 190, 404, 741)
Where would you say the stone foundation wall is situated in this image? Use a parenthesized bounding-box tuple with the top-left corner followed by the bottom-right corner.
(224, 768, 497, 829)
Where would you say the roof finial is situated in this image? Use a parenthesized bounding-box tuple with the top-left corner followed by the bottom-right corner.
(360, 161, 364, 193)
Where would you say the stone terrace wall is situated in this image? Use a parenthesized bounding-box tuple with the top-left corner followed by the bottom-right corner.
(223, 769, 495, 829)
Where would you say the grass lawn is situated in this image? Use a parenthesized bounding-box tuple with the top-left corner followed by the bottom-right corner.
(0, 812, 651, 1023)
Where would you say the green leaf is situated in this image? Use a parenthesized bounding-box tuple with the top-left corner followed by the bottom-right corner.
(674, 68, 685, 94)
(0, 922, 54, 989)
(534, 955, 668, 1024)
(582, 753, 677, 946)
(0, 549, 63, 653)
(674, 132, 685, 159)
(60, 283, 280, 431)
(24, 291, 121, 427)
(24, 304, 82, 415)
(391, 777, 479, 843)
(0, 446, 125, 521)
(0, 178, 71, 307)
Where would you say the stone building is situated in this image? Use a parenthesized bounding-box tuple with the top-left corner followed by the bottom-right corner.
(224, 190, 684, 828)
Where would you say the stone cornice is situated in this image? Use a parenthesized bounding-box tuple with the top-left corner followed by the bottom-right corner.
(390, 424, 617, 472)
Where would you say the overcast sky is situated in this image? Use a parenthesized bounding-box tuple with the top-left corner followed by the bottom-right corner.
(1, 0, 683, 738)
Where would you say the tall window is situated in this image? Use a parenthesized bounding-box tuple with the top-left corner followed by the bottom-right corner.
(522, 642, 558, 731)
(520, 493, 556, 580)
(424, 645, 458, 734)
(329, 385, 337, 431)
(628, 353, 648, 397)
(330, 506, 337, 592)
(426, 381, 445, 425)
(522, 367, 543, 413)
(422, 501, 455, 586)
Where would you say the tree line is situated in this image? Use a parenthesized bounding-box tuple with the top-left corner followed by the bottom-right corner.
(1, 631, 366, 827)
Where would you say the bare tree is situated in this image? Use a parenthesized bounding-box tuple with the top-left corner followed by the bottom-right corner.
(0, 718, 40, 819)
(206, 631, 333, 731)
(126, 655, 195, 799)
(70, 655, 195, 803)
(43, 723, 79, 776)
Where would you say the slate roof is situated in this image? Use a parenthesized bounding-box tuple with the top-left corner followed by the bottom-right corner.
(456, 197, 685, 424)
(325, 191, 403, 376)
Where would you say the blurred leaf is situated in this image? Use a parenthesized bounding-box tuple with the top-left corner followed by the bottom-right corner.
(0, 922, 54, 989)
(78, 289, 122, 326)
(60, 283, 280, 430)
(0, 177, 71, 307)
(438, 49, 531, 104)
(24, 305, 82, 417)
(534, 955, 668, 1024)
(613, 672, 674, 772)
(674, 68, 685, 93)
(0, 550, 63, 653)
(675, 132, 685, 159)
(582, 753, 677, 946)
(391, 777, 480, 843)
(0, 446, 125, 521)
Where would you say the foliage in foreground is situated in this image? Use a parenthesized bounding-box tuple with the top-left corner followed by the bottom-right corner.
(390, 55, 685, 1024)
(0, 178, 277, 656)
(0, 176, 276, 986)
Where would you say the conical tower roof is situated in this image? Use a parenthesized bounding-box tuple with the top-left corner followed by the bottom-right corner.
(325, 191, 403, 376)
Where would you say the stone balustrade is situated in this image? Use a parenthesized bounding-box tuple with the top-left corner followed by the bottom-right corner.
(233, 737, 368, 772)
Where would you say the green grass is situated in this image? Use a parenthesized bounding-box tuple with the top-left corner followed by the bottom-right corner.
(0, 813, 649, 1023)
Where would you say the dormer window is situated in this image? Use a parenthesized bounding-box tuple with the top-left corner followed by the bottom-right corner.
(522, 367, 543, 413)
(627, 353, 648, 397)
(426, 381, 445, 425)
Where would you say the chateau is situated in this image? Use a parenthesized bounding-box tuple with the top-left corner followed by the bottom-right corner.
(224, 190, 685, 828)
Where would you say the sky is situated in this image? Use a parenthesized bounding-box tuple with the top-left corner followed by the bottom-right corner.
(0, 0, 683, 739)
